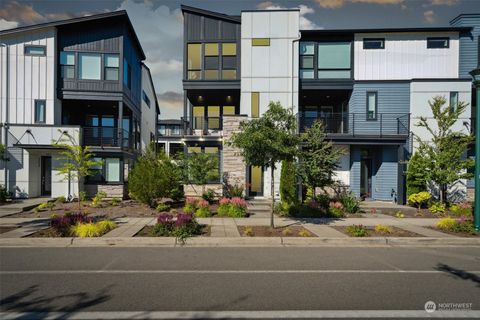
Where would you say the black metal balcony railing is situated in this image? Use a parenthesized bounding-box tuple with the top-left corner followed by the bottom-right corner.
(83, 127, 132, 148)
(182, 116, 222, 135)
(298, 113, 410, 137)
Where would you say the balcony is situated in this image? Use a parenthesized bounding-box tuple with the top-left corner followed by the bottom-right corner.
(184, 116, 223, 136)
(298, 113, 410, 137)
(82, 127, 132, 149)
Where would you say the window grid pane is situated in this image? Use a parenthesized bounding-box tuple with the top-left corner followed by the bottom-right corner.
(222, 43, 236, 56)
(105, 158, 120, 182)
(318, 42, 351, 69)
(79, 53, 101, 80)
(251, 92, 259, 118)
(205, 43, 219, 56)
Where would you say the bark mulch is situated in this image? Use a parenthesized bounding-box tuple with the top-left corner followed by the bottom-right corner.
(333, 226, 423, 237)
(0, 226, 19, 234)
(427, 227, 479, 238)
(134, 225, 211, 237)
(238, 225, 316, 237)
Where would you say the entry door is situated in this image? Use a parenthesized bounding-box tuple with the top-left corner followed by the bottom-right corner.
(41, 156, 52, 196)
(320, 106, 333, 132)
(248, 166, 263, 197)
(360, 150, 372, 199)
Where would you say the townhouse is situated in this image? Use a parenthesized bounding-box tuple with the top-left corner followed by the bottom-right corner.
(0, 11, 159, 199)
(181, 5, 479, 204)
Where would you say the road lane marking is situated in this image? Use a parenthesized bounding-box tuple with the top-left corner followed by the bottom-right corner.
(2, 269, 480, 274)
(1, 310, 480, 319)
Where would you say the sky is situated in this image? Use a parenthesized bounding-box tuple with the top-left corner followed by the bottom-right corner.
(0, 0, 479, 118)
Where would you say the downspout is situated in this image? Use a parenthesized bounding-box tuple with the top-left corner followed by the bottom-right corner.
(0, 43, 9, 193)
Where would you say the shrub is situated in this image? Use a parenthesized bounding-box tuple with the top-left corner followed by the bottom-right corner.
(314, 194, 331, 210)
(51, 213, 93, 236)
(202, 189, 216, 203)
(395, 211, 405, 218)
(70, 220, 117, 238)
(436, 216, 476, 235)
(195, 206, 212, 217)
(55, 196, 66, 204)
(183, 197, 197, 214)
(79, 191, 87, 202)
(408, 192, 431, 210)
(287, 203, 323, 218)
(450, 202, 472, 216)
(328, 202, 345, 218)
(243, 227, 254, 237)
(339, 192, 360, 214)
(298, 230, 312, 237)
(217, 198, 231, 216)
(0, 185, 8, 203)
(216, 197, 247, 217)
(156, 203, 171, 212)
(280, 160, 297, 206)
(436, 217, 458, 231)
(109, 197, 121, 206)
(346, 225, 369, 237)
(153, 213, 203, 241)
(374, 224, 392, 234)
(91, 191, 107, 207)
(406, 151, 428, 197)
(129, 148, 183, 206)
(282, 228, 292, 236)
(36, 202, 55, 212)
(429, 202, 446, 214)
(225, 183, 244, 198)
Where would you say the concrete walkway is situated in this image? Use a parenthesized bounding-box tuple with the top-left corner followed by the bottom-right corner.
(0, 197, 50, 218)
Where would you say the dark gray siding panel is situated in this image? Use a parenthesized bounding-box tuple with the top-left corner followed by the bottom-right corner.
(349, 82, 410, 135)
(204, 17, 219, 40)
(186, 13, 202, 41)
(222, 21, 237, 40)
(451, 16, 480, 77)
(373, 146, 398, 201)
(123, 30, 142, 110)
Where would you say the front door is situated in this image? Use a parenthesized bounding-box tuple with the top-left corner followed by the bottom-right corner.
(248, 166, 263, 197)
(41, 156, 52, 196)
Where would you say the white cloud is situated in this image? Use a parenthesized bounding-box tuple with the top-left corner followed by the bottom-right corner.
(256, 2, 319, 29)
(315, 0, 404, 9)
(424, 10, 436, 23)
(0, 18, 18, 31)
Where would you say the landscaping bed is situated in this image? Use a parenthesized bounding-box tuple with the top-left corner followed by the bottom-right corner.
(134, 225, 210, 237)
(333, 225, 422, 237)
(428, 227, 479, 238)
(430, 217, 479, 237)
(382, 209, 447, 219)
(0, 226, 18, 234)
(238, 225, 316, 237)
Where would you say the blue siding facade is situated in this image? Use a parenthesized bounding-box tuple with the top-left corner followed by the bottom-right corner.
(350, 147, 361, 197)
(348, 82, 410, 135)
(450, 14, 480, 77)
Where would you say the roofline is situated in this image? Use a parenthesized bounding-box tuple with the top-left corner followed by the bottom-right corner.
(181, 5, 241, 23)
(142, 63, 160, 115)
(450, 13, 480, 24)
(0, 10, 146, 60)
(241, 9, 300, 12)
(300, 26, 472, 35)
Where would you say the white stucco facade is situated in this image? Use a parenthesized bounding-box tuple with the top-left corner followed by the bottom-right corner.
(140, 64, 158, 151)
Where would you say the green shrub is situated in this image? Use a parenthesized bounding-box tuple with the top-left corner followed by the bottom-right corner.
(153, 213, 203, 241)
(225, 183, 244, 198)
(280, 160, 297, 206)
(156, 203, 171, 212)
(436, 217, 458, 231)
(450, 202, 472, 216)
(91, 191, 107, 207)
(346, 225, 369, 237)
(36, 202, 55, 212)
(328, 206, 345, 218)
(0, 185, 8, 203)
(429, 202, 446, 214)
(79, 191, 87, 202)
(436, 217, 475, 234)
(339, 192, 360, 214)
(298, 230, 312, 237)
(243, 227, 254, 237)
(406, 152, 428, 197)
(408, 191, 431, 210)
(109, 197, 121, 206)
(195, 206, 212, 217)
(216, 198, 247, 217)
(55, 196, 66, 204)
(287, 203, 323, 218)
(374, 224, 392, 234)
(314, 194, 331, 210)
(70, 220, 116, 238)
(202, 189, 216, 203)
(183, 197, 197, 214)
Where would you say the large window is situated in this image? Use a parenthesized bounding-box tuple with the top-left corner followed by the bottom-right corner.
(208, 106, 220, 129)
(34, 100, 46, 123)
(300, 42, 315, 79)
(363, 38, 385, 50)
(204, 43, 219, 80)
(317, 42, 351, 79)
(366, 92, 377, 120)
(142, 90, 151, 107)
(251, 92, 259, 118)
(222, 43, 237, 79)
(450, 91, 459, 112)
(123, 58, 131, 88)
(187, 43, 201, 80)
(79, 53, 101, 80)
(60, 52, 75, 79)
(88, 157, 122, 183)
(25, 45, 46, 56)
(427, 37, 449, 49)
(105, 54, 119, 81)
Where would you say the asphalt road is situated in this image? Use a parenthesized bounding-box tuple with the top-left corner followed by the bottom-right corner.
(0, 246, 479, 319)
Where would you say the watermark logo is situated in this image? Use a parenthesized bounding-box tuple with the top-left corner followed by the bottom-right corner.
(425, 301, 437, 313)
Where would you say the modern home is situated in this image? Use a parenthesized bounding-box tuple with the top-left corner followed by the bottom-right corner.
(181, 5, 479, 203)
(157, 119, 184, 157)
(0, 11, 159, 199)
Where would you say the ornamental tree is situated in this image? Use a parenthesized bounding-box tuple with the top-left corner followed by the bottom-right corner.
(228, 101, 299, 228)
(415, 96, 474, 204)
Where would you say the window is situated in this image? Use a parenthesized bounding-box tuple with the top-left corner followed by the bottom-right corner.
(450, 91, 459, 112)
(60, 51, 75, 79)
(318, 42, 351, 79)
(171, 125, 182, 135)
(223, 106, 236, 115)
(88, 157, 122, 183)
(158, 125, 166, 135)
(204, 43, 219, 80)
(79, 53, 101, 80)
(104, 54, 119, 81)
(208, 106, 220, 129)
(251, 92, 259, 118)
(366, 92, 377, 120)
(123, 58, 131, 88)
(193, 106, 205, 130)
(222, 43, 237, 80)
(25, 45, 46, 56)
(363, 38, 385, 49)
(427, 37, 449, 49)
(187, 43, 201, 80)
(142, 90, 151, 107)
(34, 100, 46, 123)
(252, 38, 270, 46)
(300, 42, 315, 79)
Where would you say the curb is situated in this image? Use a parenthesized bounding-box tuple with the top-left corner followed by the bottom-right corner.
(1, 236, 479, 247)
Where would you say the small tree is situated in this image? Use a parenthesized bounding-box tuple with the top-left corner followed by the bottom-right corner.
(129, 145, 183, 206)
(54, 134, 102, 213)
(280, 160, 297, 206)
(185, 152, 219, 194)
(415, 96, 474, 203)
(229, 101, 299, 227)
(406, 151, 428, 197)
(298, 120, 344, 198)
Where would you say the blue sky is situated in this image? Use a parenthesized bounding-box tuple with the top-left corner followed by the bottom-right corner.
(0, 0, 478, 118)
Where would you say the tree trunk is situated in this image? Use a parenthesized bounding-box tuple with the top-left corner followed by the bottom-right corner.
(78, 181, 82, 214)
(312, 185, 316, 198)
(440, 184, 447, 204)
(270, 164, 275, 229)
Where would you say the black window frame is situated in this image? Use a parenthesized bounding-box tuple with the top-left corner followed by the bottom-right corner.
(24, 45, 46, 56)
(427, 37, 450, 49)
(449, 91, 459, 112)
(60, 51, 75, 79)
(86, 157, 123, 184)
(366, 91, 378, 121)
(299, 42, 315, 79)
(34, 100, 46, 124)
(104, 54, 120, 81)
(142, 90, 151, 108)
(363, 38, 385, 50)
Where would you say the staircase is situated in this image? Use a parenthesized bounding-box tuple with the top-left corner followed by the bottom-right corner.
(247, 198, 273, 218)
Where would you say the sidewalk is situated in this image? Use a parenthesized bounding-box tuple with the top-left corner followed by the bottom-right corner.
(0, 197, 51, 218)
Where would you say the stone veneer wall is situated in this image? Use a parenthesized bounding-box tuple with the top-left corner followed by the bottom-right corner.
(84, 184, 126, 199)
(222, 115, 247, 195)
(184, 184, 223, 198)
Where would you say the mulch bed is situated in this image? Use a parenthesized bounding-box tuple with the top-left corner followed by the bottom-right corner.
(333, 226, 423, 237)
(0, 226, 19, 234)
(427, 227, 479, 238)
(134, 225, 211, 237)
(27, 226, 115, 238)
(381, 209, 443, 218)
(238, 225, 316, 237)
